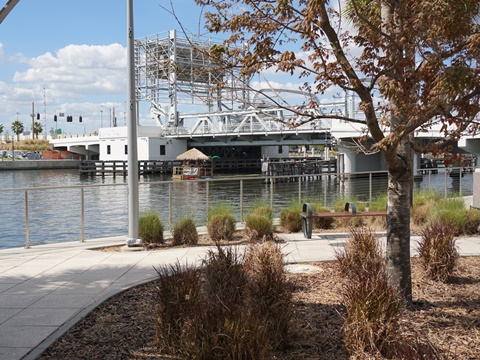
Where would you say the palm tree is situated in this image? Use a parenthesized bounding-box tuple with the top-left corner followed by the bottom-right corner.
(33, 121, 43, 140)
(11, 120, 24, 141)
(0, 123, 4, 144)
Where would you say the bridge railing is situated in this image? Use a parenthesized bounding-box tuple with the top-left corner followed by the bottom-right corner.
(0, 167, 474, 249)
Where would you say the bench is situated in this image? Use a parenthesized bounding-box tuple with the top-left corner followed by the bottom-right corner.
(300, 202, 387, 239)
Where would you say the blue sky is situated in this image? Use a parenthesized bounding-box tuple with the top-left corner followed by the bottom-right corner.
(0, 0, 219, 135)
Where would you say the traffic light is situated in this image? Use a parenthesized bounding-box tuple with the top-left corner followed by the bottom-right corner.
(79, 116, 82, 123)
(54, 115, 57, 122)
(36, 113, 40, 120)
(67, 116, 72, 122)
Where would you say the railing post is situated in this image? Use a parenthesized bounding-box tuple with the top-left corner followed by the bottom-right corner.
(240, 179, 244, 223)
(459, 168, 462, 197)
(270, 177, 274, 210)
(369, 172, 373, 205)
(206, 180, 210, 221)
(444, 170, 448, 198)
(298, 176, 302, 204)
(25, 191, 29, 249)
(80, 187, 85, 242)
(169, 183, 173, 229)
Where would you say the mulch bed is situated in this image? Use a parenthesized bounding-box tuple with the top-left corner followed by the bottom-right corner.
(38, 253, 480, 359)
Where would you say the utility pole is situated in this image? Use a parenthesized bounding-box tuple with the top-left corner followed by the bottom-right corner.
(126, 0, 140, 246)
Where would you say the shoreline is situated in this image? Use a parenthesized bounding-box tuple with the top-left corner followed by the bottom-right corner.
(0, 159, 80, 170)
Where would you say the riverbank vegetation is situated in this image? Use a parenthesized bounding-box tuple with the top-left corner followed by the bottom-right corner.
(0, 139, 52, 151)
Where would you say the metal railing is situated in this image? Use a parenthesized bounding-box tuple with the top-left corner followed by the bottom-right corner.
(0, 167, 474, 249)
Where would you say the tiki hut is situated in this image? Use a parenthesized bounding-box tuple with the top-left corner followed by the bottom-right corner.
(173, 148, 213, 179)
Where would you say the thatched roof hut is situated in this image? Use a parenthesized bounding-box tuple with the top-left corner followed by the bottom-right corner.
(176, 148, 209, 161)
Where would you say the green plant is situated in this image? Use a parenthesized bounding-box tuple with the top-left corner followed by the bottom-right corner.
(280, 208, 302, 233)
(464, 209, 480, 235)
(245, 213, 274, 241)
(426, 198, 468, 234)
(368, 193, 388, 228)
(252, 205, 273, 222)
(172, 216, 198, 246)
(333, 197, 366, 227)
(418, 221, 459, 282)
(310, 203, 334, 229)
(138, 212, 164, 245)
(207, 214, 236, 242)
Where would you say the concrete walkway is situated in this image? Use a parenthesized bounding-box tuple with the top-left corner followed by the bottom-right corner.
(0, 232, 479, 360)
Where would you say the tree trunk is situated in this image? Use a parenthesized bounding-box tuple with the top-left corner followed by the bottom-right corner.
(385, 135, 413, 305)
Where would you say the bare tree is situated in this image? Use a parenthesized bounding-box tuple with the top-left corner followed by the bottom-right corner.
(194, 0, 480, 304)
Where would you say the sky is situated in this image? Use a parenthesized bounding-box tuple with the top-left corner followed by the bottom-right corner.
(0, 0, 228, 136)
(0, 0, 346, 137)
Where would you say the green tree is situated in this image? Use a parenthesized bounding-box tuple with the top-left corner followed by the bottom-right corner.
(0, 124, 4, 144)
(33, 121, 43, 140)
(195, 0, 480, 304)
(11, 120, 24, 142)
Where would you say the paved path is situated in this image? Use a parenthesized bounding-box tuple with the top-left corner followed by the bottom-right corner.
(0, 232, 479, 360)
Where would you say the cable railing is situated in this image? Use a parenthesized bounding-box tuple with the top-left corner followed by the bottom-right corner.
(0, 167, 474, 249)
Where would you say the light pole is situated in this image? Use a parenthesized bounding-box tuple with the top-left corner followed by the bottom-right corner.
(126, 0, 140, 246)
(100, 110, 103, 129)
(101, 106, 111, 128)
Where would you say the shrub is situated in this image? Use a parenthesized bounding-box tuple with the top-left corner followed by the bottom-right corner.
(418, 221, 459, 282)
(179, 304, 271, 360)
(310, 203, 334, 229)
(336, 226, 384, 278)
(252, 205, 273, 222)
(368, 194, 388, 228)
(280, 208, 302, 233)
(464, 209, 480, 235)
(342, 265, 404, 357)
(154, 262, 201, 351)
(245, 214, 274, 241)
(172, 216, 198, 246)
(244, 242, 292, 350)
(203, 245, 247, 306)
(207, 214, 236, 242)
(333, 198, 366, 227)
(138, 212, 164, 245)
(426, 198, 467, 235)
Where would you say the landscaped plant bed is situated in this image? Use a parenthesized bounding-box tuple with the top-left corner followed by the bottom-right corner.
(38, 257, 480, 359)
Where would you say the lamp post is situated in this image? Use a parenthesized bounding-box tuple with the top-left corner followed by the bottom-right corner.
(126, 0, 141, 246)
(101, 106, 111, 128)
(100, 110, 103, 129)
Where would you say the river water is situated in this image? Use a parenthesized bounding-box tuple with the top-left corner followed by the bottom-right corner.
(0, 168, 473, 249)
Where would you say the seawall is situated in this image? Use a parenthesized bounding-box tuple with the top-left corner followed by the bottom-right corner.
(0, 160, 80, 171)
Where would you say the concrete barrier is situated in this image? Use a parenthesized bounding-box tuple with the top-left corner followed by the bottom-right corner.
(0, 160, 80, 170)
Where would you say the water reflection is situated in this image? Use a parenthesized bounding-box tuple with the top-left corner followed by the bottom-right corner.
(0, 169, 473, 248)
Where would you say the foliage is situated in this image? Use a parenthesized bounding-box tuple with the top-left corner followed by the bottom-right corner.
(154, 262, 202, 351)
(333, 197, 366, 228)
(310, 203, 334, 229)
(11, 120, 24, 141)
(155, 244, 292, 359)
(207, 214, 236, 242)
(464, 209, 480, 235)
(336, 227, 384, 278)
(418, 221, 459, 282)
(138, 212, 164, 245)
(172, 216, 198, 246)
(194, 0, 480, 304)
(33, 121, 43, 139)
(426, 198, 467, 235)
(279, 208, 302, 233)
(203, 245, 247, 306)
(245, 213, 274, 241)
(252, 205, 273, 222)
(337, 227, 404, 357)
(244, 242, 292, 350)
